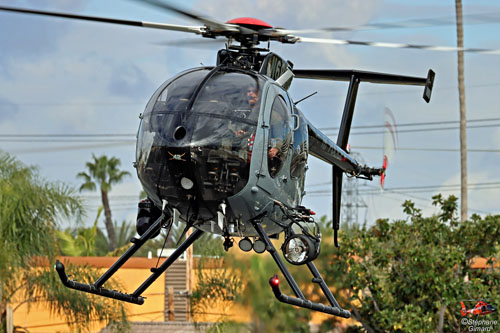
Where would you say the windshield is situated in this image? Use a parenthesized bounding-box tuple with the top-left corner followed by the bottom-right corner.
(189, 70, 262, 146)
(136, 68, 266, 206)
(186, 70, 264, 200)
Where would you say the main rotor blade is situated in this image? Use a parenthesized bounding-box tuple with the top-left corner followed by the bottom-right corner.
(137, 0, 239, 33)
(279, 11, 500, 35)
(0, 6, 203, 34)
(297, 36, 500, 55)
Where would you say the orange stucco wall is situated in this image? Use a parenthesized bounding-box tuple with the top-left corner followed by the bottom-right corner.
(13, 264, 166, 332)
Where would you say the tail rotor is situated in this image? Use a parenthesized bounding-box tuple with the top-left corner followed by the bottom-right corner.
(381, 107, 398, 189)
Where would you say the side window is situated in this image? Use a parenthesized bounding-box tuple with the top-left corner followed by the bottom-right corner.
(290, 108, 308, 179)
(268, 95, 292, 178)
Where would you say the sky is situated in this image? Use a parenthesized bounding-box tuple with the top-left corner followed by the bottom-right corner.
(1, 0, 499, 232)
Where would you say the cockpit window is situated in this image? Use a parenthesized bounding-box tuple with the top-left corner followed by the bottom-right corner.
(268, 95, 292, 177)
(191, 71, 262, 123)
(186, 71, 264, 199)
(150, 69, 210, 114)
(137, 69, 265, 204)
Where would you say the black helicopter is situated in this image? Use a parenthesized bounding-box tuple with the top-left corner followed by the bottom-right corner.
(0, 2, 434, 318)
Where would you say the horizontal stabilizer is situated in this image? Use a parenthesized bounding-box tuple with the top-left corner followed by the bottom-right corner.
(293, 68, 434, 102)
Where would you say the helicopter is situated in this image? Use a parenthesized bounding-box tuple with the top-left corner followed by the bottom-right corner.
(0, 2, 435, 318)
(461, 300, 497, 317)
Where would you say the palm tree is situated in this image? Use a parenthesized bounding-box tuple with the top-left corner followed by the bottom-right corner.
(77, 154, 130, 251)
(0, 153, 128, 330)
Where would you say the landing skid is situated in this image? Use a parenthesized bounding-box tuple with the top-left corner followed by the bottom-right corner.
(251, 218, 351, 318)
(54, 210, 350, 318)
(55, 212, 204, 304)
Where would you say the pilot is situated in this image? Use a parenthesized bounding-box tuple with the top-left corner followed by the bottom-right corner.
(229, 85, 259, 139)
(267, 105, 291, 176)
(222, 84, 260, 159)
(247, 86, 259, 107)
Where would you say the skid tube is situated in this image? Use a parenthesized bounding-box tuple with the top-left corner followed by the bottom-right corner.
(251, 218, 351, 318)
(55, 212, 204, 305)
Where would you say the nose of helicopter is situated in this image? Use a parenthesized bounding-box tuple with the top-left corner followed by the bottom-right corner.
(135, 67, 262, 217)
(135, 110, 255, 215)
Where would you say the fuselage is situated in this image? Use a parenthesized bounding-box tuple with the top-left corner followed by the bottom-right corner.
(135, 65, 309, 237)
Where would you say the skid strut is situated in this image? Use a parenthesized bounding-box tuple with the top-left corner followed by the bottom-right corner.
(251, 219, 351, 318)
(55, 213, 204, 304)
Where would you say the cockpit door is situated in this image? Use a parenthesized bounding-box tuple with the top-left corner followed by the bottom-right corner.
(255, 85, 294, 201)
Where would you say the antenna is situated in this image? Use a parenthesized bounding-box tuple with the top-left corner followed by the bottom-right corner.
(294, 91, 317, 105)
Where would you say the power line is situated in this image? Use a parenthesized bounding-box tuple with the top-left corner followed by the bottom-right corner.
(0, 134, 135, 137)
(318, 117, 500, 131)
(307, 186, 499, 199)
(0, 102, 143, 106)
(8, 142, 134, 154)
(307, 82, 500, 102)
(363, 186, 493, 215)
(325, 123, 500, 136)
(0, 139, 133, 143)
(352, 146, 500, 153)
(2, 122, 498, 142)
(307, 181, 500, 193)
(2, 117, 499, 137)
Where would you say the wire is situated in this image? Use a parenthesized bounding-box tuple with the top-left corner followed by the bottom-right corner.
(307, 181, 500, 193)
(0, 102, 143, 106)
(3, 118, 500, 141)
(303, 82, 500, 103)
(0, 134, 135, 137)
(7, 142, 134, 154)
(318, 117, 500, 131)
(0, 139, 134, 143)
(364, 187, 493, 215)
(351, 146, 500, 153)
(324, 123, 500, 136)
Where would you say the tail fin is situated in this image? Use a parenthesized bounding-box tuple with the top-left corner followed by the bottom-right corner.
(461, 301, 467, 316)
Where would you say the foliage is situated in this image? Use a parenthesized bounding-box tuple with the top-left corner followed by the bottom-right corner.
(57, 207, 103, 256)
(0, 155, 82, 269)
(58, 217, 138, 257)
(133, 224, 225, 257)
(231, 253, 312, 332)
(77, 154, 130, 250)
(13, 262, 129, 331)
(191, 256, 242, 321)
(0, 153, 128, 330)
(114, 219, 136, 249)
(319, 195, 500, 332)
(178, 195, 498, 332)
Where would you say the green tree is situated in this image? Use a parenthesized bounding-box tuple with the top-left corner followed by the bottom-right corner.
(59, 216, 138, 257)
(57, 207, 103, 256)
(232, 254, 312, 332)
(318, 195, 499, 332)
(0, 153, 128, 331)
(77, 154, 130, 251)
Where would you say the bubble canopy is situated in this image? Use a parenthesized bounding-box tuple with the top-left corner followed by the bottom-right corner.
(136, 67, 265, 217)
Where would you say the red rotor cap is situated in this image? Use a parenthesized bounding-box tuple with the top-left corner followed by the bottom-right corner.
(226, 17, 272, 29)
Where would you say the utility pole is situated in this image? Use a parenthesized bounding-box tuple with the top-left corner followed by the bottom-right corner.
(455, 0, 468, 221)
